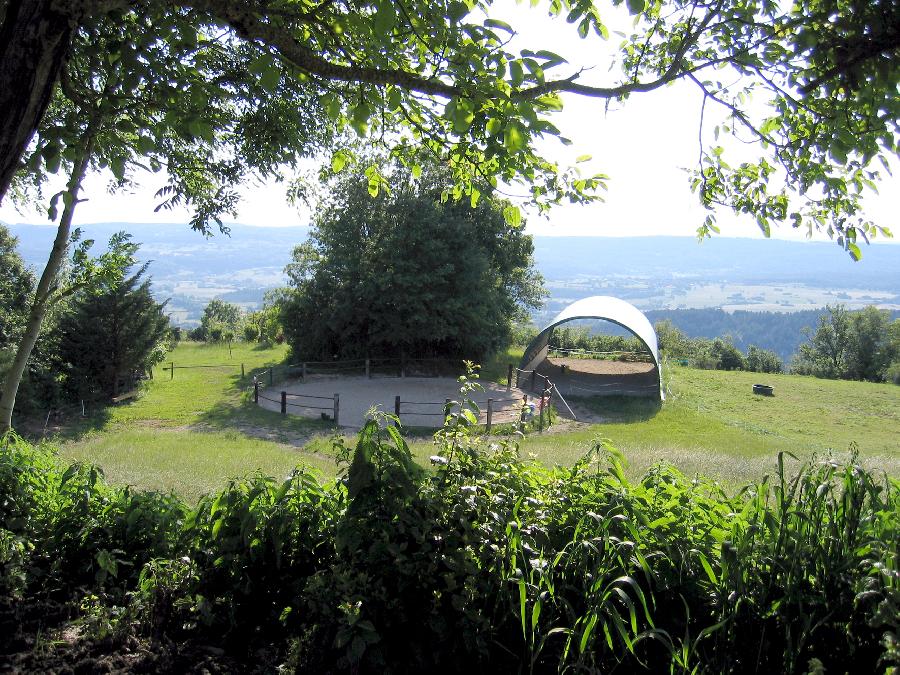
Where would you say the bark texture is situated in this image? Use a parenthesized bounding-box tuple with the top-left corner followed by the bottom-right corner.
(0, 141, 92, 431)
(0, 0, 76, 203)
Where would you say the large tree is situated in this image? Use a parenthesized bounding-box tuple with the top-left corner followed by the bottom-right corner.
(793, 304, 896, 382)
(0, 6, 332, 429)
(281, 156, 545, 361)
(1, 0, 898, 246)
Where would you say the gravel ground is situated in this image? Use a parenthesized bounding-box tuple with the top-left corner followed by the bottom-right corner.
(256, 374, 529, 429)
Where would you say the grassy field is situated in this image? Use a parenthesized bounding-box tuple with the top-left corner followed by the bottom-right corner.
(55, 341, 335, 501)
(52, 342, 899, 501)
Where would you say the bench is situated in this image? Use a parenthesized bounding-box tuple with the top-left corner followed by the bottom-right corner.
(111, 390, 139, 403)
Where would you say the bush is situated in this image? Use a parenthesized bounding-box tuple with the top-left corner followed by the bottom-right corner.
(1, 419, 897, 673)
(746, 344, 784, 373)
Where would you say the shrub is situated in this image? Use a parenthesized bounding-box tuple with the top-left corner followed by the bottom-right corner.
(1, 422, 896, 673)
(746, 344, 784, 373)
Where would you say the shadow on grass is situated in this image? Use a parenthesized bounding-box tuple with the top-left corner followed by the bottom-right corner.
(15, 400, 114, 444)
(193, 383, 334, 446)
(567, 395, 663, 423)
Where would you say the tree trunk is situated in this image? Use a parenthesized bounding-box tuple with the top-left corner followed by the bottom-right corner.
(0, 143, 92, 431)
(0, 0, 76, 204)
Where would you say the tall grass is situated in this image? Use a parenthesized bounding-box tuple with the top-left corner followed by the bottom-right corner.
(3, 404, 897, 672)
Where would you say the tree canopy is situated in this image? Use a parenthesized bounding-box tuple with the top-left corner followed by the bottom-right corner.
(57, 257, 171, 399)
(0, 0, 897, 250)
(281, 156, 545, 361)
(793, 304, 899, 382)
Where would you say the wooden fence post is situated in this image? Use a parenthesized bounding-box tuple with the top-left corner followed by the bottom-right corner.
(280, 391, 287, 415)
(395, 395, 401, 417)
(302, 362, 307, 379)
(254, 381, 259, 403)
(170, 361, 174, 380)
(507, 364, 513, 391)
(486, 399, 493, 433)
(365, 358, 370, 378)
(334, 393, 340, 427)
(269, 368, 274, 386)
(241, 363, 245, 378)
(538, 391, 545, 432)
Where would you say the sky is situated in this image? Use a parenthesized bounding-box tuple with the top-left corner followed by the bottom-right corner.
(1, 1, 897, 244)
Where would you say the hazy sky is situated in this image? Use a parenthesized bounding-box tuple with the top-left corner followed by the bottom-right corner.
(1, 1, 897, 243)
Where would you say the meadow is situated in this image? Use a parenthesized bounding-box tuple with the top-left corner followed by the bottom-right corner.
(50, 341, 900, 501)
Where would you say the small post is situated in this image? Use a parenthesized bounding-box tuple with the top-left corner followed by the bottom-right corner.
(149, 368, 153, 381)
(241, 363, 245, 378)
(395, 395, 401, 417)
(530, 370, 535, 391)
(254, 380, 259, 403)
(269, 368, 274, 386)
(170, 361, 174, 380)
(280, 391, 287, 415)
(486, 399, 493, 433)
(302, 362, 307, 379)
(507, 364, 513, 391)
(538, 391, 545, 432)
(519, 394, 527, 434)
(365, 358, 370, 378)
(444, 398, 451, 420)
(333, 393, 340, 427)
(400, 355, 405, 378)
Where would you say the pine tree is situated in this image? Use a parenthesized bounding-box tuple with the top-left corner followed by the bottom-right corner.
(58, 263, 170, 400)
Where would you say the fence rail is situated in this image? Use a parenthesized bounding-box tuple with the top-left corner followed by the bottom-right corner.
(548, 346, 653, 362)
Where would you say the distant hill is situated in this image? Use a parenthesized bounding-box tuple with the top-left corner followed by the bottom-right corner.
(5, 222, 899, 340)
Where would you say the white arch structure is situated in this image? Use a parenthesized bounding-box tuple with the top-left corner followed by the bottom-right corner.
(520, 296, 664, 400)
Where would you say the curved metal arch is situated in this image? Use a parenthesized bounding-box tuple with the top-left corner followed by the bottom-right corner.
(520, 296, 663, 400)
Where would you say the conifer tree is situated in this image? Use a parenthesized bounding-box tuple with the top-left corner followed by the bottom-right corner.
(58, 261, 170, 400)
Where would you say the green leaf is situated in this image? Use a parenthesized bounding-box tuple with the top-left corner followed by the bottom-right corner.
(847, 242, 862, 260)
(331, 151, 348, 173)
(503, 205, 522, 228)
(373, 0, 396, 36)
(626, 0, 646, 14)
(259, 63, 281, 92)
(484, 18, 514, 34)
(504, 122, 526, 152)
(510, 61, 524, 87)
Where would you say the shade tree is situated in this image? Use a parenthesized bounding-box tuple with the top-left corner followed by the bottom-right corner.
(281, 155, 545, 362)
(1, 0, 897, 248)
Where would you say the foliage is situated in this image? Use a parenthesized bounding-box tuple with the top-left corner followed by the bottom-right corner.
(56, 243, 171, 400)
(2, 415, 897, 672)
(550, 325, 648, 356)
(246, 289, 286, 346)
(794, 305, 897, 382)
(4, 0, 899, 254)
(282, 155, 545, 361)
(0, 224, 34, 351)
(198, 300, 243, 343)
(745, 344, 784, 374)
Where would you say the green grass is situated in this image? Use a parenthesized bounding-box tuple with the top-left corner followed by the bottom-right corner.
(57, 428, 337, 503)
(55, 341, 341, 501)
(512, 364, 900, 485)
(54, 343, 900, 499)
